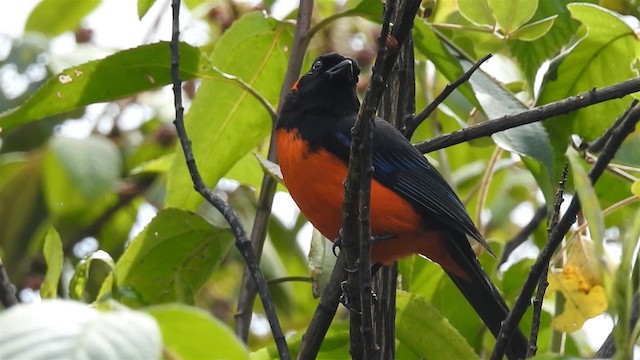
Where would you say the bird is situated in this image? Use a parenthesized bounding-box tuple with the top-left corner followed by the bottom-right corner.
(276, 52, 528, 360)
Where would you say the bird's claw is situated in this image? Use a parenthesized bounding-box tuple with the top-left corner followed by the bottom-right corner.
(339, 281, 379, 314)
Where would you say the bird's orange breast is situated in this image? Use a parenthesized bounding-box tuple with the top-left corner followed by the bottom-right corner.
(275, 128, 466, 275)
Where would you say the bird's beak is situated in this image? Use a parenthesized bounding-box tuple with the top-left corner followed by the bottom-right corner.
(326, 59, 357, 81)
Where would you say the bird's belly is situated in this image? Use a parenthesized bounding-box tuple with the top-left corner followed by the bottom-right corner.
(276, 129, 425, 255)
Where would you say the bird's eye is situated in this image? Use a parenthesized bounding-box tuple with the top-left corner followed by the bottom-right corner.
(312, 60, 322, 70)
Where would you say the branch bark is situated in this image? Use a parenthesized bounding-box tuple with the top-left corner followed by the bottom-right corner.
(415, 77, 640, 154)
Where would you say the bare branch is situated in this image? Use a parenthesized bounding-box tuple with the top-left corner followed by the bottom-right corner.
(404, 53, 492, 140)
(415, 77, 640, 154)
(528, 163, 568, 357)
(170, 1, 289, 358)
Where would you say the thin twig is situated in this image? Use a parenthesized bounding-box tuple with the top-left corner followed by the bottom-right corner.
(234, 0, 314, 343)
(415, 78, 640, 154)
(404, 53, 492, 139)
(528, 163, 568, 357)
(499, 205, 547, 265)
(490, 104, 640, 360)
(169, 1, 289, 358)
(476, 147, 502, 236)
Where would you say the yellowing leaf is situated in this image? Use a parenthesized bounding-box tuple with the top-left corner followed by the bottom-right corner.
(547, 267, 607, 332)
(547, 237, 609, 334)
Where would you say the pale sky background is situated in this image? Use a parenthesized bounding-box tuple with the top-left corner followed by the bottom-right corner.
(1, 0, 630, 355)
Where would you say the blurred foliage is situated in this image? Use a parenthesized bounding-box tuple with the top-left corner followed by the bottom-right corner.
(0, 0, 638, 359)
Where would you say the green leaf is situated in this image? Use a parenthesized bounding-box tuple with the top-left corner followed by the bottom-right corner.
(566, 148, 605, 256)
(102, 209, 234, 306)
(146, 304, 249, 360)
(69, 250, 116, 302)
(165, 12, 293, 210)
(539, 3, 640, 181)
(0, 300, 161, 359)
(50, 136, 121, 201)
(487, 0, 538, 34)
(632, 180, 640, 196)
(0, 42, 206, 130)
(43, 141, 117, 222)
(0, 154, 45, 273)
(308, 229, 336, 297)
(138, 0, 156, 19)
(509, 15, 557, 41)
(413, 21, 476, 103)
(40, 227, 63, 299)
(455, 50, 556, 205)
(396, 290, 478, 359)
(25, 0, 101, 37)
(508, 0, 586, 84)
(457, 0, 495, 27)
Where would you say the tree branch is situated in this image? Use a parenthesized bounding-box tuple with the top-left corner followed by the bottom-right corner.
(404, 53, 492, 140)
(234, 0, 314, 343)
(341, 1, 422, 358)
(499, 205, 547, 266)
(169, 1, 289, 358)
(415, 77, 640, 154)
(490, 104, 640, 360)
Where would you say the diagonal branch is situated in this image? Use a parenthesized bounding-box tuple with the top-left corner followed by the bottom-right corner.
(415, 77, 640, 154)
(234, 0, 314, 343)
(169, 1, 289, 359)
(404, 53, 492, 140)
(490, 103, 640, 360)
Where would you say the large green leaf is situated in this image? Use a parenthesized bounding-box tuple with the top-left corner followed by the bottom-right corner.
(165, 12, 293, 210)
(0, 300, 161, 359)
(0, 42, 206, 130)
(102, 208, 234, 306)
(146, 304, 249, 360)
(539, 3, 640, 180)
(396, 290, 478, 359)
(25, 0, 101, 37)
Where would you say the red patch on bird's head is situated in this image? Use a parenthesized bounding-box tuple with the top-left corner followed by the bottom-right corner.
(291, 79, 300, 91)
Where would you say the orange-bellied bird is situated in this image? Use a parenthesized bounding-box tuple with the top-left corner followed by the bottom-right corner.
(276, 53, 528, 359)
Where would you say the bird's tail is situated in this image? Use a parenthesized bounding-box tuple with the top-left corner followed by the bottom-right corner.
(444, 232, 529, 360)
